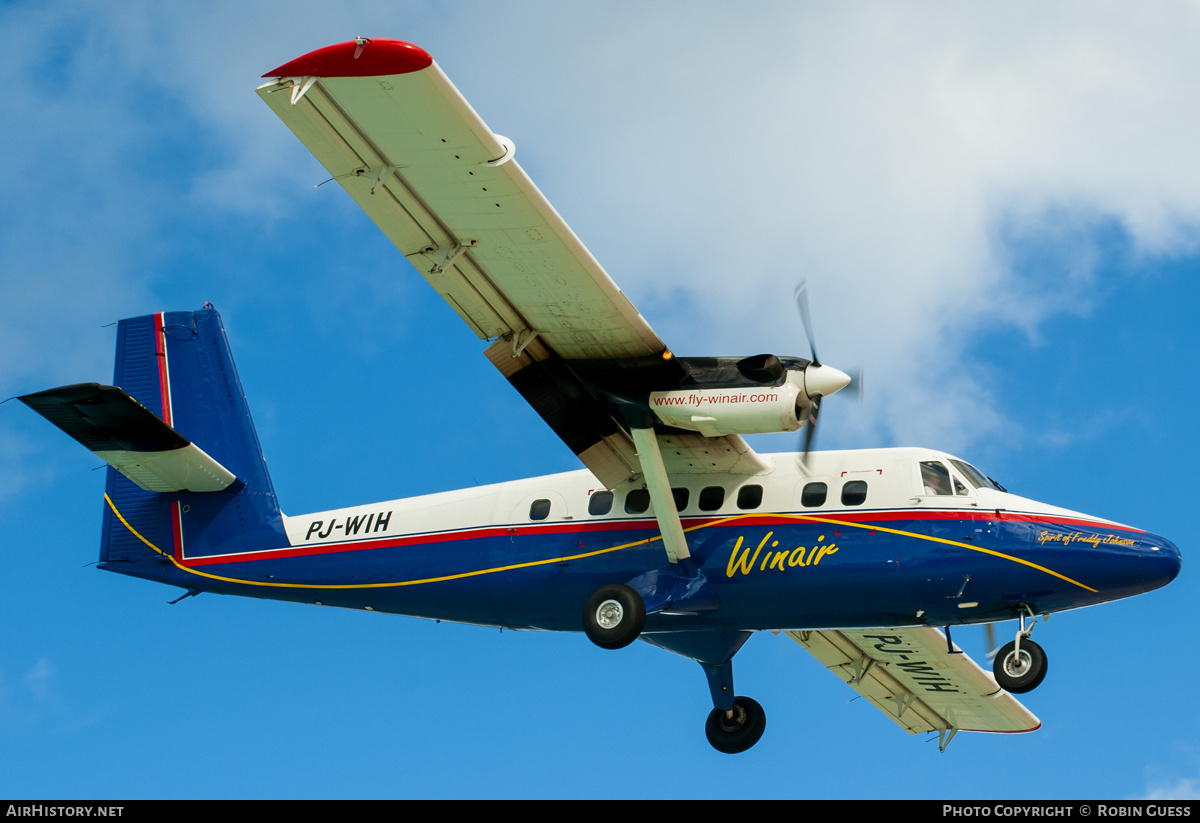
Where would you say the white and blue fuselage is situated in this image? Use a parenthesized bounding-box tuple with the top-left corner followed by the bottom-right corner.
(109, 446, 1179, 634)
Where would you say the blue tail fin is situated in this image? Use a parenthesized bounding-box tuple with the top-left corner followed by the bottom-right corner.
(101, 306, 286, 568)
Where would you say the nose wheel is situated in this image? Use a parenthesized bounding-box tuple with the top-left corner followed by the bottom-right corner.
(992, 606, 1049, 693)
(583, 584, 646, 649)
(993, 638, 1047, 693)
(705, 696, 766, 754)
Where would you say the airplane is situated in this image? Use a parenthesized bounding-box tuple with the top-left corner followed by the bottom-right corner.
(19, 37, 1181, 754)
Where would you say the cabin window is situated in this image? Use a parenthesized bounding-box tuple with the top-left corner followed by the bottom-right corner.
(920, 461, 953, 496)
(801, 482, 827, 507)
(699, 486, 725, 511)
(529, 499, 551, 521)
(672, 488, 690, 511)
(841, 481, 868, 506)
(588, 491, 614, 516)
(625, 489, 650, 514)
(737, 484, 763, 510)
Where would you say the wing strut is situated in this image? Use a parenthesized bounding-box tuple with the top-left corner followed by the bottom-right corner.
(628, 427, 690, 564)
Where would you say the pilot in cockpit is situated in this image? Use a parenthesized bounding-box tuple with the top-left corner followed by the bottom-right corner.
(921, 461, 951, 495)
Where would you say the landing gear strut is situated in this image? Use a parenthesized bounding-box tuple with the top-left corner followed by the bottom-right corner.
(992, 606, 1048, 694)
(582, 584, 645, 649)
(705, 696, 767, 754)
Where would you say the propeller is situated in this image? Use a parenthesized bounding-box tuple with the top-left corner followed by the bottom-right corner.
(793, 281, 821, 367)
(793, 280, 861, 466)
(800, 395, 821, 459)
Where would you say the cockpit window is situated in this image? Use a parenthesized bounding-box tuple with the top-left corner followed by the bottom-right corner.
(950, 459, 1005, 492)
(920, 461, 953, 496)
(949, 460, 985, 489)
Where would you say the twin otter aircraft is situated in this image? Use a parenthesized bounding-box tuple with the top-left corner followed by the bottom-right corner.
(22, 39, 1180, 753)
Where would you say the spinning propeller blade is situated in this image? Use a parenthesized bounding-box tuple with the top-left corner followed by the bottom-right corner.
(793, 280, 820, 367)
(843, 368, 864, 403)
(793, 280, 857, 467)
(801, 395, 821, 460)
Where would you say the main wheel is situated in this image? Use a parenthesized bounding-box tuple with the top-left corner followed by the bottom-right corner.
(993, 639, 1048, 693)
(582, 584, 645, 649)
(705, 696, 766, 754)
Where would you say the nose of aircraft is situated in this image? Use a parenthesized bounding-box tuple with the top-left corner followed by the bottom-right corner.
(1139, 533, 1182, 593)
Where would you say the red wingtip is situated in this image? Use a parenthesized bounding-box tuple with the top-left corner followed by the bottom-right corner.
(262, 38, 432, 78)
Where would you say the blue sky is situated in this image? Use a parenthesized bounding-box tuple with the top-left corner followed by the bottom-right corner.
(1, 1, 1198, 799)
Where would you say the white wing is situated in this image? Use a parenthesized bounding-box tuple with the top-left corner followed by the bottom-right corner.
(258, 39, 768, 487)
(786, 627, 1040, 744)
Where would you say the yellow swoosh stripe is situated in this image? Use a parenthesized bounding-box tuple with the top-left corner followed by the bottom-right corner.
(103, 494, 1095, 593)
(105, 493, 663, 590)
(752, 512, 1098, 593)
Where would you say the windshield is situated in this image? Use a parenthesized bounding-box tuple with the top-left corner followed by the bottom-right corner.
(949, 459, 1002, 491)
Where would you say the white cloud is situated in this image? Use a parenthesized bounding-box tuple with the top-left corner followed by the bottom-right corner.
(400, 2, 1200, 452)
(1139, 774, 1200, 801)
(3, 1, 1199, 459)
(23, 658, 53, 702)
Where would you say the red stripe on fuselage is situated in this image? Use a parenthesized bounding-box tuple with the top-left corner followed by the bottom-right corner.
(176, 508, 1139, 567)
(180, 518, 650, 566)
(154, 312, 172, 427)
(171, 500, 184, 562)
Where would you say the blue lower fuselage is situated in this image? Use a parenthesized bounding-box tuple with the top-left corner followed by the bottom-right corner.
(102, 507, 1181, 633)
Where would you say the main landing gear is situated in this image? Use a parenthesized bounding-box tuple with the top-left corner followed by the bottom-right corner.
(992, 606, 1049, 694)
(582, 584, 645, 650)
(705, 696, 766, 754)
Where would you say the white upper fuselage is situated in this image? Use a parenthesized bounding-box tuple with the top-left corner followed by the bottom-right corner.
(280, 447, 1121, 551)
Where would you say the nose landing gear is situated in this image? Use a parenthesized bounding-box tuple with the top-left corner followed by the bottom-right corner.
(992, 606, 1048, 694)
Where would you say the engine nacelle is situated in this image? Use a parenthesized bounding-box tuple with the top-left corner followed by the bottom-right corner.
(649, 371, 807, 437)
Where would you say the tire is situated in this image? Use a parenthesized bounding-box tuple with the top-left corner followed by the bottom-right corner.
(993, 639, 1048, 693)
(705, 696, 767, 754)
(582, 584, 645, 650)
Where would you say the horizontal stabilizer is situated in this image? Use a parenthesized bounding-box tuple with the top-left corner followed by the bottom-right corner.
(20, 383, 237, 493)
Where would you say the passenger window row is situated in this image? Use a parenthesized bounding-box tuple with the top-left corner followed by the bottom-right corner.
(530, 480, 869, 521)
(800, 481, 868, 507)
(595, 484, 762, 516)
